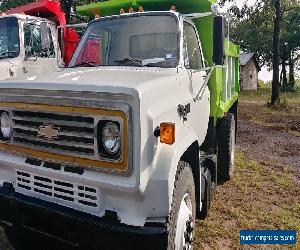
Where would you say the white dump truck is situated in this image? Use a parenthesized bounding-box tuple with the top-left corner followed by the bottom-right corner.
(0, 1, 240, 249)
(0, 0, 79, 80)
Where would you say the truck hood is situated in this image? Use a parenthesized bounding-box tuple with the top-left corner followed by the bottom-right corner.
(0, 66, 178, 96)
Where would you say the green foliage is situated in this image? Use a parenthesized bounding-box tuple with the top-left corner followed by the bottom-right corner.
(282, 7, 300, 54)
(229, 0, 300, 68)
(230, 2, 274, 67)
(0, 0, 33, 12)
(258, 79, 266, 88)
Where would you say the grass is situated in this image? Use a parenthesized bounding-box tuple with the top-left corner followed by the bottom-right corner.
(194, 89, 300, 249)
(194, 152, 300, 249)
(238, 88, 300, 137)
(239, 87, 300, 106)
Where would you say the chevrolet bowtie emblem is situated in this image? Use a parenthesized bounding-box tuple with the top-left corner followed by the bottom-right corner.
(38, 124, 60, 140)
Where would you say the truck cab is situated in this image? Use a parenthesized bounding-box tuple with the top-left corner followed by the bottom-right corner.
(0, 14, 63, 80)
(70, 10, 210, 136)
(0, 3, 239, 250)
(0, 0, 80, 81)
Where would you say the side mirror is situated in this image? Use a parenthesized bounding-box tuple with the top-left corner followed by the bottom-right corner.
(213, 16, 225, 65)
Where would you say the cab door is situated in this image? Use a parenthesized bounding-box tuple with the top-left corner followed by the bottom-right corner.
(183, 21, 210, 141)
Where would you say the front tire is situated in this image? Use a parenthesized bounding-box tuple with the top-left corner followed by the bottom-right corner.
(167, 161, 196, 250)
(217, 113, 236, 183)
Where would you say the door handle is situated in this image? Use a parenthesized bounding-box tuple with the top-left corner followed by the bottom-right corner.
(23, 66, 28, 74)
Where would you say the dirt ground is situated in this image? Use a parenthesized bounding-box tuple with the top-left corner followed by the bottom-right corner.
(0, 90, 299, 249)
(237, 101, 300, 170)
(194, 90, 300, 249)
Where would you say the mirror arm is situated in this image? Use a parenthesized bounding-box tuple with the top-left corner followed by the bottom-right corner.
(193, 65, 225, 101)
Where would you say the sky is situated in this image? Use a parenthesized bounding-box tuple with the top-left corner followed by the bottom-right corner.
(224, 0, 256, 9)
(224, 0, 273, 81)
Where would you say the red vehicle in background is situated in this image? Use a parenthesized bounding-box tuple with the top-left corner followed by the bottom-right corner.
(0, 0, 81, 80)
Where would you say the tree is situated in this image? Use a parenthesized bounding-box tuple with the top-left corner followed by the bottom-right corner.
(0, 0, 33, 12)
(271, 0, 281, 105)
(226, 0, 299, 103)
(60, 0, 74, 24)
(281, 6, 300, 91)
(230, 2, 274, 68)
(62, 0, 96, 23)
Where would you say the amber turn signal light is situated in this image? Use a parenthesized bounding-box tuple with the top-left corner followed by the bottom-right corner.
(160, 123, 175, 145)
(129, 6, 134, 13)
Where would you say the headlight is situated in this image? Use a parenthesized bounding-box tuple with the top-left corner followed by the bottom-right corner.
(102, 122, 121, 154)
(98, 120, 122, 160)
(1, 112, 12, 140)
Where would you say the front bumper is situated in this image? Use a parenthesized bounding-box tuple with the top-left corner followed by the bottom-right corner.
(0, 186, 167, 250)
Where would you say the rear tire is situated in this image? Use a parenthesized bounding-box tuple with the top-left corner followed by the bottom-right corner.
(167, 161, 196, 250)
(217, 113, 235, 183)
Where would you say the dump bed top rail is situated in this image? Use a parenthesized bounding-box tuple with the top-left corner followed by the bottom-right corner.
(76, 0, 215, 17)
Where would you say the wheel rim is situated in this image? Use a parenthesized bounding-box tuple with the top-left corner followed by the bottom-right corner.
(174, 193, 194, 250)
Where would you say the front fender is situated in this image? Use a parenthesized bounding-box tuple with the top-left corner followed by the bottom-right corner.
(142, 123, 199, 218)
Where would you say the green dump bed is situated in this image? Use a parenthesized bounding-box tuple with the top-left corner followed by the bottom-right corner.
(77, 0, 213, 17)
(77, 0, 240, 119)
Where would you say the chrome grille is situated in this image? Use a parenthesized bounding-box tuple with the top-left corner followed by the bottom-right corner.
(12, 110, 96, 158)
(16, 170, 99, 208)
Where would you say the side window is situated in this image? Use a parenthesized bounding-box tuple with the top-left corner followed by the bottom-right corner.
(24, 22, 55, 58)
(183, 22, 203, 69)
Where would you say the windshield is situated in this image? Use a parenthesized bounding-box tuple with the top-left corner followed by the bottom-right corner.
(0, 17, 20, 59)
(70, 14, 179, 68)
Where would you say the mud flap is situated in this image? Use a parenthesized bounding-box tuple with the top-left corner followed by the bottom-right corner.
(197, 167, 212, 220)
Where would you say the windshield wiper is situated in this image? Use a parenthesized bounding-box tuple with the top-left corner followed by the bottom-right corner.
(71, 61, 100, 68)
(143, 60, 175, 68)
(114, 58, 143, 67)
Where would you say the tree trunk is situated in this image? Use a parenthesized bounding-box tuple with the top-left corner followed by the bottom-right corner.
(271, 0, 281, 105)
(62, 0, 74, 24)
(281, 58, 288, 91)
(289, 53, 295, 90)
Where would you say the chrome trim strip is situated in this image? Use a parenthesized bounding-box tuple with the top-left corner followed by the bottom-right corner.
(13, 133, 95, 150)
(13, 124, 95, 139)
(13, 115, 95, 129)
